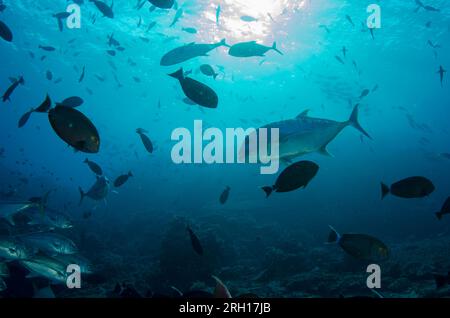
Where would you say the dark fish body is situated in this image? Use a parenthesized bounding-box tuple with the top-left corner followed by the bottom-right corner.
(48, 106, 100, 153)
(169, 68, 218, 108)
(219, 186, 230, 205)
(90, 0, 114, 18)
(84, 158, 103, 175)
(187, 226, 203, 256)
(39, 45, 56, 51)
(2, 76, 24, 102)
(79, 66, 86, 83)
(46, 70, 53, 81)
(262, 161, 319, 197)
(114, 172, 132, 188)
(136, 128, 154, 153)
(229, 41, 283, 57)
(160, 39, 228, 66)
(381, 176, 435, 199)
(328, 226, 389, 261)
(148, 0, 174, 9)
(436, 197, 450, 220)
(0, 20, 13, 42)
(56, 96, 84, 108)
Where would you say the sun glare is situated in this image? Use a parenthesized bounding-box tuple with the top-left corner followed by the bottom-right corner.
(202, 0, 306, 42)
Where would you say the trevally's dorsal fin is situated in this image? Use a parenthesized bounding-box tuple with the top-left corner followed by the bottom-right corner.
(296, 109, 310, 119)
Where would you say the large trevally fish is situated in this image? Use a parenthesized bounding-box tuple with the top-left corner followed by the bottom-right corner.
(160, 39, 229, 66)
(241, 104, 371, 163)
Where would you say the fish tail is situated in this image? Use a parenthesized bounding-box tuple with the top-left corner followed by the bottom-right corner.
(327, 225, 341, 243)
(220, 38, 230, 48)
(168, 68, 184, 80)
(435, 211, 443, 220)
(348, 104, 372, 139)
(272, 42, 283, 55)
(78, 187, 85, 205)
(261, 186, 273, 198)
(381, 182, 390, 199)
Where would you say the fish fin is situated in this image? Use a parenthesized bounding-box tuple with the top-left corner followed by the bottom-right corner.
(296, 109, 310, 119)
(78, 187, 85, 205)
(212, 275, 232, 298)
(435, 212, 443, 220)
(327, 225, 340, 243)
(168, 68, 184, 80)
(318, 145, 333, 157)
(261, 186, 273, 198)
(348, 104, 372, 139)
(272, 42, 283, 55)
(220, 38, 230, 48)
(381, 182, 390, 200)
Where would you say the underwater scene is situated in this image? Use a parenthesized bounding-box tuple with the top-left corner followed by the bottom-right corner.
(1, 0, 450, 299)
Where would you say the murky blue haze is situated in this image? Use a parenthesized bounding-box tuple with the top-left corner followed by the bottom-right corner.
(0, 0, 450, 298)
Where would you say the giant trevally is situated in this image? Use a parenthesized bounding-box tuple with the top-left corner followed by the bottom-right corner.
(20, 254, 68, 284)
(79, 175, 110, 205)
(241, 104, 371, 163)
(228, 41, 283, 57)
(0, 237, 33, 260)
(160, 39, 228, 66)
(0, 201, 42, 225)
(19, 232, 78, 255)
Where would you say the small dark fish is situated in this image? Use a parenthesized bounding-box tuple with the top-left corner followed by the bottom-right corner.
(84, 158, 103, 176)
(187, 226, 203, 256)
(262, 161, 319, 197)
(146, 21, 156, 32)
(359, 89, 370, 99)
(219, 186, 230, 205)
(106, 50, 116, 56)
(381, 176, 435, 199)
(39, 45, 56, 51)
(229, 41, 283, 57)
(335, 55, 345, 65)
(136, 128, 153, 153)
(56, 96, 84, 108)
(48, 106, 100, 153)
(46, 70, 53, 81)
(79, 66, 86, 83)
(345, 15, 355, 27)
(436, 197, 450, 220)
(170, 8, 183, 27)
(437, 65, 446, 88)
(328, 226, 389, 261)
(0, 20, 13, 42)
(114, 172, 132, 188)
(169, 68, 218, 108)
(182, 27, 197, 34)
(2, 76, 24, 102)
(200, 64, 219, 80)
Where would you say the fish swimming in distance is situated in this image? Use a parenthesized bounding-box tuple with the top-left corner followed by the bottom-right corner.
(160, 39, 229, 66)
(84, 158, 103, 176)
(169, 68, 218, 108)
(200, 64, 219, 80)
(79, 175, 110, 205)
(187, 226, 203, 256)
(219, 186, 231, 204)
(90, 0, 114, 19)
(2, 76, 24, 102)
(435, 197, 450, 220)
(114, 172, 133, 188)
(136, 128, 154, 153)
(228, 41, 283, 57)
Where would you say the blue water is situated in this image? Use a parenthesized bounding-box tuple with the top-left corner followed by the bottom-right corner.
(1, 0, 450, 298)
